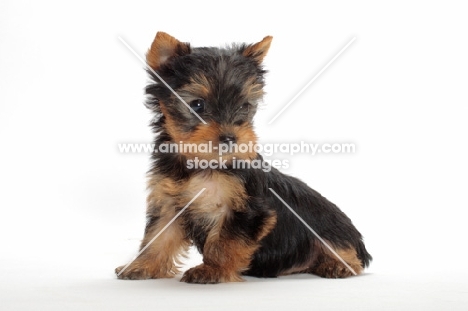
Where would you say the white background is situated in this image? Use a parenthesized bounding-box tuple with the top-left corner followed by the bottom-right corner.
(1, 0, 467, 310)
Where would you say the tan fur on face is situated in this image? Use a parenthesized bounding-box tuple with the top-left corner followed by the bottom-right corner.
(179, 74, 211, 99)
(159, 107, 258, 163)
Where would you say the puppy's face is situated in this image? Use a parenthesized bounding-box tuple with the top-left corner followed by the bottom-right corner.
(145, 32, 272, 163)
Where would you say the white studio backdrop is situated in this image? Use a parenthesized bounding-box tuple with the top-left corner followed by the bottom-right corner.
(1, 0, 467, 310)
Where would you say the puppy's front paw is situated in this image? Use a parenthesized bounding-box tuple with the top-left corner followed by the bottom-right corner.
(115, 260, 177, 280)
(181, 264, 243, 284)
(115, 264, 151, 280)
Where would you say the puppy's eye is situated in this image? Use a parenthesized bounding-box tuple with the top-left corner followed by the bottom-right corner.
(239, 103, 251, 112)
(189, 99, 205, 114)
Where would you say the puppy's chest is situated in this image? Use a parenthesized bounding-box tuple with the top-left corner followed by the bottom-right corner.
(152, 172, 248, 222)
(184, 173, 247, 220)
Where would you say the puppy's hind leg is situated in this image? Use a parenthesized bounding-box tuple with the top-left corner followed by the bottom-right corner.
(310, 240, 364, 278)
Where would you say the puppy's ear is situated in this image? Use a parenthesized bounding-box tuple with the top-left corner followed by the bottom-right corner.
(146, 32, 190, 70)
(243, 36, 273, 63)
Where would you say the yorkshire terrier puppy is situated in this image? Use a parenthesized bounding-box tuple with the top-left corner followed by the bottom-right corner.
(115, 32, 372, 284)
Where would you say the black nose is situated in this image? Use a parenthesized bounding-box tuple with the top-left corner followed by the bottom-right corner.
(219, 134, 236, 143)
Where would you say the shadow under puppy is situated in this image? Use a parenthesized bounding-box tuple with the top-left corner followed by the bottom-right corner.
(116, 32, 372, 284)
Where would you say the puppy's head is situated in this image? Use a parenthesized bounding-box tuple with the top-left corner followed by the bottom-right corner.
(145, 32, 272, 163)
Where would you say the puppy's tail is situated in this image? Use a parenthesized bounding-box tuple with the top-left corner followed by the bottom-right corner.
(356, 239, 372, 268)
